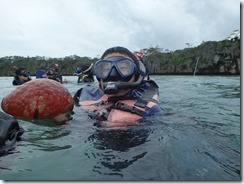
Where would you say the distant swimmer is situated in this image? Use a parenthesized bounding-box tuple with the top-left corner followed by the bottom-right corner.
(12, 66, 32, 86)
(73, 63, 94, 83)
(43, 68, 63, 83)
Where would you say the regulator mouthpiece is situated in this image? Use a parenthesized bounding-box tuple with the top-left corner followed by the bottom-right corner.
(104, 82, 119, 94)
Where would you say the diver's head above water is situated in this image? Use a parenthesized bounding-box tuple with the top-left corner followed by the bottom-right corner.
(94, 46, 148, 95)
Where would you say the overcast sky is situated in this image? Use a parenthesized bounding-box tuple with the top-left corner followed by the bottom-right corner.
(0, 0, 240, 58)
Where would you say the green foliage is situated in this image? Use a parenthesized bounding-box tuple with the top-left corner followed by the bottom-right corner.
(0, 39, 240, 76)
(0, 55, 98, 76)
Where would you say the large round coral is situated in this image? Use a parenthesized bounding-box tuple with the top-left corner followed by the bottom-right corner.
(1, 79, 74, 120)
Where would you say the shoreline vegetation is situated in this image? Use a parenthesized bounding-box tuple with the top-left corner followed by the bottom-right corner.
(0, 39, 240, 77)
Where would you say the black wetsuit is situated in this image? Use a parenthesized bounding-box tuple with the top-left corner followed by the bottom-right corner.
(12, 76, 31, 86)
(0, 111, 24, 156)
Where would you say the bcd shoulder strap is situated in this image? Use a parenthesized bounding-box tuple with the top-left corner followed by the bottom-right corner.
(134, 80, 159, 108)
(108, 80, 159, 117)
(110, 101, 145, 116)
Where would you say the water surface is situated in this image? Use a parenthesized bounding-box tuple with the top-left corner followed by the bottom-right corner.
(0, 76, 240, 181)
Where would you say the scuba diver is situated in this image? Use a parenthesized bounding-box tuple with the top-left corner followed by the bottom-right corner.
(74, 63, 94, 83)
(43, 64, 63, 83)
(0, 111, 24, 156)
(12, 67, 32, 86)
(74, 46, 162, 127)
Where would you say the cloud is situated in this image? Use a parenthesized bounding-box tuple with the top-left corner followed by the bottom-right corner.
(0, 0, 240, 58)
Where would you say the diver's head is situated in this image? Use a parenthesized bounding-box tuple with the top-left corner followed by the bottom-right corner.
(94, 46, 148, 95)
(46, 68, 55, 78)
(15, 67, 30, 79)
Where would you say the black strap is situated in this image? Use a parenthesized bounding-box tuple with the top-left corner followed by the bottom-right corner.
(73, 88, 83, 106)
(110, 101, 145, 116)
(107, 95, 135, 102)
(75, 80, 159, 120)
(134, 80, 159, 108)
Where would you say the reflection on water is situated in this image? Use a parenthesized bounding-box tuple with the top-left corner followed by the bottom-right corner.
(21, 122, 72, 152)
(88, 127, 150, 151)
(85, 127, 149, 177)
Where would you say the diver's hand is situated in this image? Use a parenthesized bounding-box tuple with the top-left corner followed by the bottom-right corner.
(52, 111, 73, 125)
(99, 120, 139, 128)
(88, 109, 109, 121)
(106, 109, 141, 126)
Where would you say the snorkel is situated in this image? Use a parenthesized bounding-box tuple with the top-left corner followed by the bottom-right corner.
(102, 75, 144, 94)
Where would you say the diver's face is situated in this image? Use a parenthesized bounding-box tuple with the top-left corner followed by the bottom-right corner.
(102, 53, 137, 80)
(19, 75, 28, 80)
(99, 53, 136, 97)
(19, 71, 29, 81)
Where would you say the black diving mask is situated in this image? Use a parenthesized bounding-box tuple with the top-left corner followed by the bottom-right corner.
(95, 56, 147, 94)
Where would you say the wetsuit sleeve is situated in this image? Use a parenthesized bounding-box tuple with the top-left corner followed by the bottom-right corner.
(79, 85, 104, 101)
(73, 85, 104, 105)
(12, 76, 22, 86)
(12, 80, 18, 85)
(12, 76, 30, 86)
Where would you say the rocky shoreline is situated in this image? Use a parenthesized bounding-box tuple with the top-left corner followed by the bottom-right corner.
(143, 39, 240, 75)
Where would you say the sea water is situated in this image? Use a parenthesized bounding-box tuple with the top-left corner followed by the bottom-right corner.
(0, 76, 240, 181)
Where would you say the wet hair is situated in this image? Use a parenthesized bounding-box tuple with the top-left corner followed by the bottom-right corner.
(101, 46, 138, 63)
(100, 46, 146, 78)
(15, 67, 26, 76)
